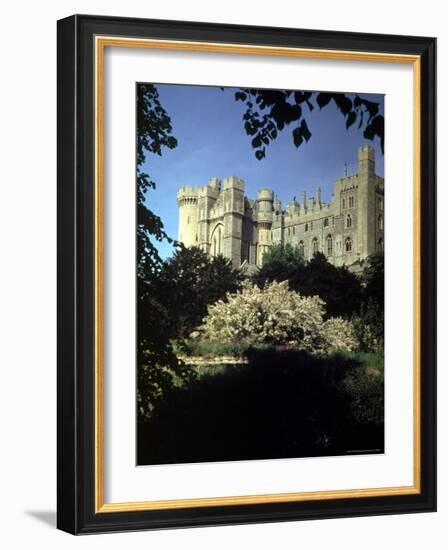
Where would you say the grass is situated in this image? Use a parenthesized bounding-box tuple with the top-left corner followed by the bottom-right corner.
(176, 339, 271, 358)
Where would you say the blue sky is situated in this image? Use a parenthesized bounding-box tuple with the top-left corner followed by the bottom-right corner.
(141, 84, 384, 259)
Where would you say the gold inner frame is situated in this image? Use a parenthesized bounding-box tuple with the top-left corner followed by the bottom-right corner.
(94, 36, 422, 514)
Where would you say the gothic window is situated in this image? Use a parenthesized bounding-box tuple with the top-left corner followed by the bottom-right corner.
(305, 223, 308, 232)
(324, 218, 329, 227)
(310, 221, 313, 230)
(377, 238, 384, 251)
(349, 196, 355, 208)
(298, 241, 304, 257)
(346, 213, 352, 228)
(211, 224, 223, 257)
(312, 238, 319, 255)
(293, 226, 296, 235)
(345, 237, 352, 252)
(326, 235, 333, 256)
(378, 214, 383, 231)
(287, 227, 290, 236)
(342, 198, 346, 209)
(332, 216, 335, 225)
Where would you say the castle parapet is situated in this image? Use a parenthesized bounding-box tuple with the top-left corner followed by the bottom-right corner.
(223, 176, 245, 191)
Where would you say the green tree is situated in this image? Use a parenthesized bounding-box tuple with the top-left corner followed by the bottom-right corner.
(351, 252, 385, 351)
(233, 89, 384, 160)
(299, 252, 363, 318)
(253, 243, 305, 289)
(136, 84, 193, 420)
(362, 252, 384, 307)
(157, 246, 243, 340)
(137, 84, 177, 277)
(254, 249, 362, 318)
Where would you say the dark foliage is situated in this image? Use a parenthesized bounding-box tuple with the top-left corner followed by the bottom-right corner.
(352, 253, 385, 350)
(147, 246, 243, 342)
(136, 84, 194, 419)
(253, 247, 363, 318)
(138, 348, 384, 465)
(137, 84, 178, 277)
(362, 252, 384, 307)
(234, 88, 384, 160)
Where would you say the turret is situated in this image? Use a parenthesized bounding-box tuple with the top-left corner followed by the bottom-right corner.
(208, 177, 221, 191)
(177, 185, 198, 246)
(301, 191, 307, 210)
(256, 188, 274, 214)
(358, 145, 375, 178)
(357, 145, 378, 260)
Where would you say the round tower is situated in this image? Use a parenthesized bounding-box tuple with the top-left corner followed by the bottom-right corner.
(257, 188, 274, 213)
(177, 185, 198, 247)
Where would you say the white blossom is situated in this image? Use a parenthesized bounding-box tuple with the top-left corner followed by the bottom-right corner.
(197, 280, 358, 353)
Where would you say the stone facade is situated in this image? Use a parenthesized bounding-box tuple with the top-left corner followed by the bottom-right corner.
(177, 145, 384, 269)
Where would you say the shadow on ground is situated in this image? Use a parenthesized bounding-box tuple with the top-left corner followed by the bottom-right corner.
(25, 510, 56, 528)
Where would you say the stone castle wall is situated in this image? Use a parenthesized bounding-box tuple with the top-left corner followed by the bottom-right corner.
(177, 146, 384, 269)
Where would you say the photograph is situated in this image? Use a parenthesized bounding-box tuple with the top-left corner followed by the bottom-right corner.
(136, 82, 386, 466)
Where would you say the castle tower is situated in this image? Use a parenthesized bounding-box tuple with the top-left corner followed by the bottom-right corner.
(256, 188, 274, 265)
(197, 178, 221, 254)
(357, 145, 377, 258)
(177, 185, 198, 247)
(222, 176, 245, 266)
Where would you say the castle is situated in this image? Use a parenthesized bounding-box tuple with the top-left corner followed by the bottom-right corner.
(177, 145, 384, 269)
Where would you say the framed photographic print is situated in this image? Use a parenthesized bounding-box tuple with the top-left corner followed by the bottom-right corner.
(57, 14, 436, 534)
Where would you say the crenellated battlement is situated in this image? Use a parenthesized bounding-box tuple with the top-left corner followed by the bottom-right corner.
(177, 145, 383, 268)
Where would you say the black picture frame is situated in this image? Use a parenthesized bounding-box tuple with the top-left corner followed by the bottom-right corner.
(57, 14, 436, 534)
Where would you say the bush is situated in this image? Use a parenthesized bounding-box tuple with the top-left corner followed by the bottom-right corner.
(339, 348, 384, 426)
(321, 317, 358, 352)
(197, 280, 358, 353)
(254, 250, 363, 318)
(352, 299, 384, 351)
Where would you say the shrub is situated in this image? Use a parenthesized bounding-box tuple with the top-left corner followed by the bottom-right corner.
(197, 281, 358, 353)
(321, 317, 359, 352)
(352, 299, 384, 351)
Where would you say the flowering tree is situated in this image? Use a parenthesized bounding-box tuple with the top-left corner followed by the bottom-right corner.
(197, 281, 358, 353)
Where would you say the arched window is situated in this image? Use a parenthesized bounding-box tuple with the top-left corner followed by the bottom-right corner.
(287, 227, 290, 236)
(305, 223, 308, 232)
(326, 235, 333, 256)
(377, 238, 384, 251)
(310, 221, 313, 230)
(298, 241, 304, 257)
(349, 196, 355, 208)
(342, 198, 346, 209)
(211, 224, 223, 257)
(346, 214, 352, 228)
(293, 226, 296, 235)
(312, 238, 319, 255)
(324, 218, 329, 227)
(345, 237, 352, 252)
(378, 214, 383, 230)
